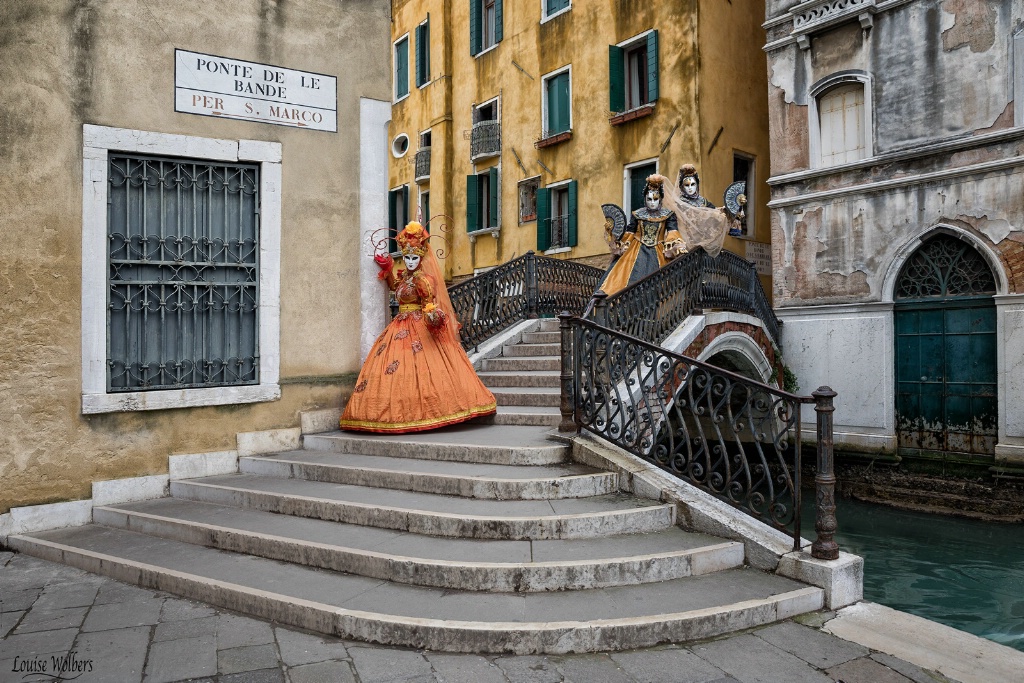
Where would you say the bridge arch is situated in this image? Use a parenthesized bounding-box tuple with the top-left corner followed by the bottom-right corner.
(697, 331, 777, 386)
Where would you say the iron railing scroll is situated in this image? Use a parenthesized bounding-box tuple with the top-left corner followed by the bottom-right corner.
(414, 148, 431, 182)
(558, 312, 839, 558)
(470, 120, 501, 159)
(598, 248, 781, 346)
(448, 252, 604, 351)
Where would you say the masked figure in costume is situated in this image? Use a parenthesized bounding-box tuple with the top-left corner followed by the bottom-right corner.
(340, 222, 496, 433)
(597, 175, 687, 296)
(676, 164, 715, 209)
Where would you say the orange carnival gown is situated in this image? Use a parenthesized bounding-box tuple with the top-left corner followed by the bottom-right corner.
(339, 266, 497, 433)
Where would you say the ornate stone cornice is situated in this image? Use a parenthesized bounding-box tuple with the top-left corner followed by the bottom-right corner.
(792, 0, 877, 49)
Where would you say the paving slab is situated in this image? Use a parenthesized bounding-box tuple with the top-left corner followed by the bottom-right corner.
(153, 615, 218, 642)
(287, 660, 357, 683)
(159, 597, 217, 622)
(610, 647, 729, 683)
(494, 654, 563, 682)
(691, 633, 833, 683)
(71, 625, 149, 683)
(218, 643, 280, 674)
(347, 646, 432, 682)
(1, 588, 39, 612)
(427, 653, 508, 683)
(14, 606, 89, 633)
(144, 635, 218, 683)
(220, 667, 285, 683)
(93, 580, 160, 605)
(274, 626, 349, 666)
(753, 620, 868, 668)
(552, 653, 634, 683)
(0, 626, 79, 659)
(30, 582, 100, 611)
(81, 597, 164, 632)
(0, 611, 25, 639)
(217, 612, 276, 649)
(826, 656, 919, 683)
(869, 652, 955, 683)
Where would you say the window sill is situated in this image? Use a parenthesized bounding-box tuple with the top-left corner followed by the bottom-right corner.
(473, 43, 499, 59)
(470, 149, 500, 162)
(82, 384, 281, 414)
(394, 93, 410, 105)
(541, 7, 572, 24)
(535, 131, 572, 149)
(609, 103, 655, 126)
(467, 227, 500, 241)
(544, 246, 572, 255)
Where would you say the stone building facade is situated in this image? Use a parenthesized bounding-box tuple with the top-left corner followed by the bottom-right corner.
(764, 0, 1024, 469)
(0, 0, 390, 514)
(387, 0, 774, 292)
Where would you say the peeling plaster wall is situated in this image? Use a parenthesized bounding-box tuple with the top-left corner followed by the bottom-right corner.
(0, 0, 390, 512)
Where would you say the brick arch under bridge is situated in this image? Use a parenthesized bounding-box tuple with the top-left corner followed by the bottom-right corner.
(664, 311, 783, 388)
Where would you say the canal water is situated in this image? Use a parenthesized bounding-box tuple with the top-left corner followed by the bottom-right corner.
(803, 496, 1024, 652)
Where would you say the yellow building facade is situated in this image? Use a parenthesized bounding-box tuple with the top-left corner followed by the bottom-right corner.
(388, 0, 771, 291)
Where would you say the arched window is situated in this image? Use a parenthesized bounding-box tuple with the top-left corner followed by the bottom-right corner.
(894, 234, 997, 300)
(817, 83, 866, 167)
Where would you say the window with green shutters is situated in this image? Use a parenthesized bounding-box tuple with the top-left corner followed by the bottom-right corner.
(394, 36, 409, 100)
(544, 0, 571, 20)
(415, 18, 430, 88)
(544, 70, 571, 137)
(610, 30, 658, 113)
(470, 0, 503, 56)
(535, 180, 577, 251)
(388, 186, 409, 254)
(466, 168, 500, 232)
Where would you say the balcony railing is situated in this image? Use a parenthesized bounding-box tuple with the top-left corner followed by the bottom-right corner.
(549, 215, 569, 250)
(470, 120, 501, 160)
(414, 148, 431, 182)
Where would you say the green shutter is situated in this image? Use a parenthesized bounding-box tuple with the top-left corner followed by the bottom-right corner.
(423, 18, 430, 83)
(536, 188, 551, 251)
(488, 167, 499, 227)
(415, 25, 424, 87)
(466, 174, 479, 232)
(396, 38, 409, 98)
(567, 180, 578, 247)
(646, 30, 659, 102)
(470, 0, 481, 55)
(495, 0, 503, 43)
(558, 73, 571, 132)
(609, 45, 624, 113)
(388, 189, 398, 254)
(401, 185, 410, 226)
(422, 193, 430, 228)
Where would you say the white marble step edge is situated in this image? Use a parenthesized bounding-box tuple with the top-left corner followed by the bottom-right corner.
(8, 534, 824, 655)
(93, 505, 744, 592)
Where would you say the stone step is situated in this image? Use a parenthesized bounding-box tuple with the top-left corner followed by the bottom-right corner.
(303, 424, 567, 465)
(92, 498, 743, 592)
(522, 331, 560, 344)
(240, 450, 614, 499)
(477, 371, 561, 388)
(482, 356, 561, 372)
(170, 474, 674, 540)
(11, 526, 822, 654)
(536, 318, 561, 332)
(488, 406, 561, 427)
(501, 343, 561, 357)
(490, 387, 561, 408)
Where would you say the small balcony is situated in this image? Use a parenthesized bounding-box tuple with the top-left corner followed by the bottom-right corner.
(470, 120, 501, 160)
(414, 147, 431, 183)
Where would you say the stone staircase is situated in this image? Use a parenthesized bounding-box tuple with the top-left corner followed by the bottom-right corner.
(479, 319, 562, 428)
(8, 319, 824, 654)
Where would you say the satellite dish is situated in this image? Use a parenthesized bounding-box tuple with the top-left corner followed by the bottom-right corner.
(601, 204, 627, 243)
(724, 181, 747, 218)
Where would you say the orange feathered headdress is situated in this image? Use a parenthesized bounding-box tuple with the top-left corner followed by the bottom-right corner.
(397, 222, 430, 256)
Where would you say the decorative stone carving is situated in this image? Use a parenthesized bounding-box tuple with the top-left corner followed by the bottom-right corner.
(791, 0, 877, 50)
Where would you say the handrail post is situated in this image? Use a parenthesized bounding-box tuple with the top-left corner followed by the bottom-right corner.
(557, 311, 578, 433)
(525, 251, 539, 319)
(592, 292, 609, 327)
(812, 386, 840, 560)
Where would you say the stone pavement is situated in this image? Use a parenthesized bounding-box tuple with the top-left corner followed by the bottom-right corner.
(0, 551, 956, 683)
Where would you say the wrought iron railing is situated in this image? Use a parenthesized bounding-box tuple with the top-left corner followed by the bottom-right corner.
(557, 314, 840, 559)
(470, 120, 501, 159)
(594, 248, 781, 346)
(548, 215, 569, 250)
(448, 252, 603, 350)
(414, 147, 431, 182)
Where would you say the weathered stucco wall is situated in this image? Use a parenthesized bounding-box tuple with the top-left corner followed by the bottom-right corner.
(0, 0, 390, 512)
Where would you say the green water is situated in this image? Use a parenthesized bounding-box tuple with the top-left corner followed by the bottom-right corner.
(803, 496, 1024, 652)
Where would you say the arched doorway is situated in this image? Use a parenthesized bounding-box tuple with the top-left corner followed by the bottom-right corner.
(894, 234, 998, 457)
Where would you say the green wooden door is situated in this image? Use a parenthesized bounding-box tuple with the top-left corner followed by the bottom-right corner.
(895, 300, 997, 456)
(893, 234, 998, 458)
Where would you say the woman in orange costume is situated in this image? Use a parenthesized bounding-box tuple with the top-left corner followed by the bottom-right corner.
(340, 222, 496, 433)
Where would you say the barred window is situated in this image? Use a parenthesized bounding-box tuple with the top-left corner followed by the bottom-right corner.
(106, 154, 260, 392)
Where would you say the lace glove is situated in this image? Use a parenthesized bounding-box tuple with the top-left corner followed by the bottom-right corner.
(374, 253, 393, 280)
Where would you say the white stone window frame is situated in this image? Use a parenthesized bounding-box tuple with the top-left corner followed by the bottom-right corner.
(540, 64, 573, 139)
(808, 71, 873, 170)
(81, 124, 282, 414)
(394, 32, 411, 104)
(622, 156, 659, 215)
(541, 0, 572, 24)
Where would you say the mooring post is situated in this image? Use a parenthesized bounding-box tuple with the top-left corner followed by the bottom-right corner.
(812, 386, 840, 560)
(557, 311, 578, 433)
(525, 251, 539, 319)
